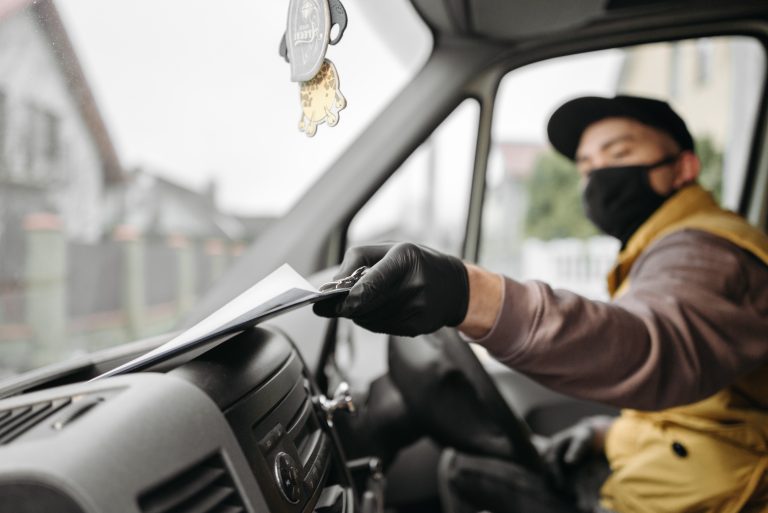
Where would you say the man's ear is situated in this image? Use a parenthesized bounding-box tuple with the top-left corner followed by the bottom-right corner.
(672, 150, 701, 188)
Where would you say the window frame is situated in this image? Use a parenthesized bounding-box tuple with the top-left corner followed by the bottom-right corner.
(345, 97, 482, 258)
(462, 26, 768, 263)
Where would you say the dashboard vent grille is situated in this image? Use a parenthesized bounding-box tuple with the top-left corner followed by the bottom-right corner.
(139, 453, 246, 513)
(0, 397, 72, 445)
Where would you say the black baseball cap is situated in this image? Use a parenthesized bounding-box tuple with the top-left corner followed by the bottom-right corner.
(547, 95, 694, 161)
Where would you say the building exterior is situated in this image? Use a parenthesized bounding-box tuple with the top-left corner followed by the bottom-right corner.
(0, 0, 274, 376)
(617, 37, 765, 207)
(105, 169, 255, 243)
(0, 0, 121, 244)
(0, 0, 122, 368)
(482, 141, 543, 277)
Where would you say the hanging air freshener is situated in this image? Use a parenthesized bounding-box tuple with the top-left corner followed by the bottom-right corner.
(279, 0, 348, 137)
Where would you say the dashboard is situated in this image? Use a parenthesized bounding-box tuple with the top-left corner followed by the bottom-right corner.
(0, 327, 360, 513)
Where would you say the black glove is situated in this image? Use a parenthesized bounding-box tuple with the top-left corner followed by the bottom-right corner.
(313, 242, 469, 337)
(539, 415, 614, 489)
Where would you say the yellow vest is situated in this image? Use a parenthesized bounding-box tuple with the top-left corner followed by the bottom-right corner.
(599, 185, 768, 513)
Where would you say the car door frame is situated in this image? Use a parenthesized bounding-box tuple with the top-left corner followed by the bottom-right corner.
(310, 5, 768, 394)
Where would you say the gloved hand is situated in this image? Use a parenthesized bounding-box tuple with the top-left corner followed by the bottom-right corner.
(312, 242, 469, 337)
(539, 415, 615, 489)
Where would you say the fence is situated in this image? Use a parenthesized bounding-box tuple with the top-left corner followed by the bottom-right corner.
(0, 213, 245, 377)
(520, 236, 619, 300)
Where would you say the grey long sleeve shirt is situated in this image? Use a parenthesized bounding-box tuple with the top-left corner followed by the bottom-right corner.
(474, 229, 768, 411)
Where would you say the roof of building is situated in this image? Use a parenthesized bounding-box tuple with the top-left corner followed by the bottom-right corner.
(497, 142, 545, 180)
(108, 169, 275, 242)
(0, 0, 123, 183)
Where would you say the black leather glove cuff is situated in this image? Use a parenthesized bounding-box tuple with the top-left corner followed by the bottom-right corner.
(444, 254, 470, 327)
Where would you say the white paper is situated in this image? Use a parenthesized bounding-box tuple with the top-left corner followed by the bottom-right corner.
(175, 263, 316, 347)
(96, 264, 327, 378)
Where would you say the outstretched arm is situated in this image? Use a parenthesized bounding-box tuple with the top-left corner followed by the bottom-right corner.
(469, 230, 768, 410)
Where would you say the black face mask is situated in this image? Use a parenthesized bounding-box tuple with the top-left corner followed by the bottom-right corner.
(581, 155, 679, 246)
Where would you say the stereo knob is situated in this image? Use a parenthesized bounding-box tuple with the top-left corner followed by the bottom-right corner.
(274, 452, 302, 504)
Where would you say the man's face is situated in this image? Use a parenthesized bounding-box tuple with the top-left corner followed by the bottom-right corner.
(575, 117, 682, 195)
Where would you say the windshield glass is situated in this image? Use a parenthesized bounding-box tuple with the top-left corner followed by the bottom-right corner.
(0, 0, 431, 378)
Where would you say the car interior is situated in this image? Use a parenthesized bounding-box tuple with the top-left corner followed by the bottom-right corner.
(0, 0, 767, 512)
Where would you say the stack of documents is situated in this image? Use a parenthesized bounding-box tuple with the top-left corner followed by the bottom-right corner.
(97, 264, 347, 379)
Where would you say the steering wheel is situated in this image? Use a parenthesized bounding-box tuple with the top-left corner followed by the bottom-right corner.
(387, 328, 546, 475)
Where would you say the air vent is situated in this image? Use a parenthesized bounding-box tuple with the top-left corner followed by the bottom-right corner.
(138, 454, 246, 513)
(0, 397, 72, 445)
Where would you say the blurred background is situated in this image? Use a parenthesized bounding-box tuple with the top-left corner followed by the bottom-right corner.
(0, 0, 763, 379)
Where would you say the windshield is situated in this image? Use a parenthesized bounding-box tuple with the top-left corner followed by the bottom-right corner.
(0, 0, 431, 378)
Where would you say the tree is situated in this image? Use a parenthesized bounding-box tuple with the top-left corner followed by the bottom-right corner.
(695, 136, 723, 203)
(524, 151, 597, 240)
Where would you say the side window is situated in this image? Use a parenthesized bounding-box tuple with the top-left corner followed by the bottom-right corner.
(347, 99, 479, 256)
(0, 89, 6, 173)
(481, 36, 765, 300)
(337, 100, 479, 391)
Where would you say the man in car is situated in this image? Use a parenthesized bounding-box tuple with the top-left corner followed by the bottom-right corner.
(314, 95, 768, 513)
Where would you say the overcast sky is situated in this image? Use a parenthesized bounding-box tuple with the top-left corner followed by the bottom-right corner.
(54, 1, 619, 217)
(55, 0, 431, 216)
